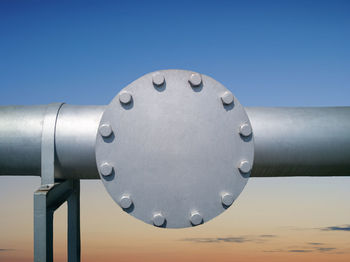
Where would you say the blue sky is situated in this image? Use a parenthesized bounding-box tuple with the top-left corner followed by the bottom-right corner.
(1, 0, 349, 107)
(0, 2, 349, 261)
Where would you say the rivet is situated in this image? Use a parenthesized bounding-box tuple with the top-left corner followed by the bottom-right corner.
(238, 160, 251, 174)
(221, 193, 234, 207)
(153, 212, 165, 227)
(189, 73, 202, 87)
(152, 72, 165, 86)
(99, 124, 113, 138)
(119, 91, 132, 104)
(221, 91, 234, 105)
(239, 123, 252, 137)
(190, 211, 203, 226)
(100, 162, 113, 177)
(120, 195, 133, 209)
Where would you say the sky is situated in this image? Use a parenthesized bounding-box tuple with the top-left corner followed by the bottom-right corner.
(0, 0, 349, 261)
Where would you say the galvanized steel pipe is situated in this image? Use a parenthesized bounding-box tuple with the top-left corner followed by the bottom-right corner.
(247, 107, 350, 177)
(0, 104, 105, 179)
(1, 105, 349, 178)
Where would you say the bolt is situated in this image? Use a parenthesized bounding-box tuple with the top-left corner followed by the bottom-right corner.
(120, 195, 133, 209)
(239, 123, 252, 137)
(221, 193, 234, 207)
(221, 91, 234, 105)
(153, 213, 165, 227)
(40, 184, 50, 190)
(238, 160, 251, 174)
(99, 123, 113, 138)
(100, 162, 113, 177)
(119, 91, 132, 104)
(190, 211, 203, 226)
(189, 73, 202, 87)
(152, 72, 165, 86)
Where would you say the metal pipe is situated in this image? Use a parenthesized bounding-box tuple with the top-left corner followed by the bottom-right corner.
(1, 105, 349, 178)
(55, 105, 105, 179)
(0, 105, 47, 176)
(0, 104, 105, 178)
(247, 107, 350, 177)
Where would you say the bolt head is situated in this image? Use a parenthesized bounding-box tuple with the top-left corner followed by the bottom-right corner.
(238, 160, 251, 174)
(153, 213, 165, 227)
(152, 72, 165, 86)
(239, 123, 252, 137)
(120, 195, 132, 209)
(40, 184, 51, 190)
(99, 124, 113, 138)
(190, 211, 203, 226)
(189, 73, 202, 87)
(221, 91, 234, 105)
(221, 193, 234, 207)
(100, 163, 113, 177)
(119, 92, 132, 104)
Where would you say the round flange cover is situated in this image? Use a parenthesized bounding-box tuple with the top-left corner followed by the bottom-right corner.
(96, 70, 254, 228)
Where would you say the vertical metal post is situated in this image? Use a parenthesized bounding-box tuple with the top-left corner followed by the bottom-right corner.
(34, 103, 81, 262)
(34, 186, 54, 262)
(67, 180, 80, 262)
(34, 181, 81, 262)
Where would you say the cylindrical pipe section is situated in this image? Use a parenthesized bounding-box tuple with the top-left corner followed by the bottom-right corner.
(247, 107, 350, 177)
(1, 105, 350, 178)
(0, 104, 105, 178)
(0, 105, 47, 176)
(55, 105, 105, 179)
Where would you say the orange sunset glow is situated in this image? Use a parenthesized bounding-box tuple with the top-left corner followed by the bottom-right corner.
(1, 177, 349, 261)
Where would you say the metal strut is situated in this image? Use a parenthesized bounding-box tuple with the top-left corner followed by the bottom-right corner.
(33, 103, 81, 262)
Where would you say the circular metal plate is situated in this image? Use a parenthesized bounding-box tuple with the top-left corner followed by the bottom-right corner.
(96, 70, 254, 228)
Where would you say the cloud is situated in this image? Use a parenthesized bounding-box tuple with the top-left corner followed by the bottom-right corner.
(182, 234, 344, 255)
(181, 237, 247, 243)
(288, 224, 350, 232)
(264, 244, 338, 254)
(180, 234, 277, 244)
(320, 225, 350, 232)
(288, 249, 313, 253)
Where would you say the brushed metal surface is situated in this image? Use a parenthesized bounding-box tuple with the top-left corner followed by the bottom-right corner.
(247, 107, 350, 177)
(96, 70, 254, 228)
